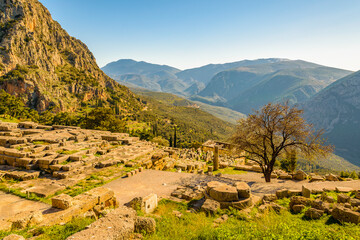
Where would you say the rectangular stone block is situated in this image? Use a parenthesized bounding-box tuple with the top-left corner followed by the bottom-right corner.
(141, 193, 158, 214)
(85, 187, 114, 204)
(52, 194, 74, 209)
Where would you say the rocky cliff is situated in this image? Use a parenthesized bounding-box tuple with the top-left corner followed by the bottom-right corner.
(303, 71, 360, 166)
(0, 0, 140, 112)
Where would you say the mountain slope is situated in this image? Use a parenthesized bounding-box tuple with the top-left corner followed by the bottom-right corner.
(176, 58, 287, 85)
(0, 0, 141, 113)
(303, 71, 360, 166)
(132, 88, 245, 124)
(102, 59, 186, 95)
(195, 60, 352, 113)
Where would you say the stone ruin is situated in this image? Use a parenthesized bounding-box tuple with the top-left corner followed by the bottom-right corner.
(201, 181, 255, 213)
(259, 185, 360, 224)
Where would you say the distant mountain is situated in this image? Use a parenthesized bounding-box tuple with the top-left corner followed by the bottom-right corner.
(176, 58, 286, 85)
(102, 59, 189, 95)
(195, 60, 352, 114)
(303, 71, 360, 167)
(102, 59, 180, 76)
(101, 58, 288, 96)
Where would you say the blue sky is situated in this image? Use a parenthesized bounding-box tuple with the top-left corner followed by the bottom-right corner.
(40, 0, 360, 71)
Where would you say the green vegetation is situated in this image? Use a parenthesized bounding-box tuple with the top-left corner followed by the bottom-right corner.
(144, 199, 360, 240)
(57, 150, 79, 155)
(133, 89, 245, 124)
(0, 217, 95, 240)
(212, 167, 246, 175)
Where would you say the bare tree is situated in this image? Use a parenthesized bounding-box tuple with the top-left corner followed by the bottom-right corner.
(230, 102, 333, 182)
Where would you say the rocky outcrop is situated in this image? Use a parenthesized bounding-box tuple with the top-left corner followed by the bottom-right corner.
(0, 0, 140, 112)
(303, 71, 360, 166)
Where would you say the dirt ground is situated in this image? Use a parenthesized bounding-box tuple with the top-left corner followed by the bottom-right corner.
(105, 170, 360, 205)
(0, 192, 50, 221)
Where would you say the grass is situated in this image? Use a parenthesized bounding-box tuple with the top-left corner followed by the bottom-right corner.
(145, 199, 360, 240)
(0, 217, 95, 240)
(33, 141, 50, 145)
(0, 183, 51, 204)
(57, 150, 79, 155)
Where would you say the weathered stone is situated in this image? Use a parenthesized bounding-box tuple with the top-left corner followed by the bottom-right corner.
(302, 185, 311, 198)
(262, 194, 277, 203)
(234, 182, 251, 198)
(287, 189, 302, 197)
(332, 206, 360, 224)
(325, 173, 339, 181)
(350, 198, 360, 207)
(309, 175, 324, 182)
(292, 204, 305, 214)
(201, 199, 220, 214)
(336, 187, 353, 193)
(209, 185, 239, 202)
(292, 170, 307, 181)
(337, 194, 351, 204)
(67, 207, 136, 240)
(305, 208, 324, 219)
(135, 216, 156, 234)
(289, 196, 312, 211)
(276, 189, 288, 199)
(311, 199, 325, 210)
(3, 234, 26, 240)
(279, 173, 292, 179)
(52, 194, 74, 210)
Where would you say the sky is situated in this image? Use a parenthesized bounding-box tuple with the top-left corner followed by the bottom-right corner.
(40, 0, 360, 71)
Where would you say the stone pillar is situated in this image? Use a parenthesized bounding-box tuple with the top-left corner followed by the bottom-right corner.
(213, 146, 219, 171)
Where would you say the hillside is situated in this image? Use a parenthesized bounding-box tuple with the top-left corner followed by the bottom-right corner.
(132, 88, 245, 124)
(195, 60, 352, 113)
(303, 71, 360, 166)
(0, 0, 141, 113)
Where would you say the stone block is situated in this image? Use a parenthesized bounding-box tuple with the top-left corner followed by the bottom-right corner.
(135, 216, 156, 234)
(292, 170, 307, 181)
(142, 193, 158, 214)
(276, 189, 289, 199)
(332, 206, 360, 224)
(305, 208, 324, 219)
(337, 194, 351, 203)
(209, 184, 239, 202)
(52, 194, 74, 210)
(302, 185, 311, 198)
(201, 199, 220, 214)
(234, 182, 251, 198)
(85, 187, 115, 204)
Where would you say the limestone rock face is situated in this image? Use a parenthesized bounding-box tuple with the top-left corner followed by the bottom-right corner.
(303, 71, 360, 166)
(0, 0, 140, 112)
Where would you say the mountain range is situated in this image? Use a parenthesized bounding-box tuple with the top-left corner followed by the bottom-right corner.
(102, 58, 360, 166)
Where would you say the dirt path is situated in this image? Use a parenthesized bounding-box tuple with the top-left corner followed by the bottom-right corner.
(0, 192, 50, 220)
(104, 170, 203, 205)
(105, 170, 360, 205)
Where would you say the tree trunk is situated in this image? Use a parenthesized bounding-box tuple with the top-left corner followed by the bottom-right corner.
(264, 170, 271, 182)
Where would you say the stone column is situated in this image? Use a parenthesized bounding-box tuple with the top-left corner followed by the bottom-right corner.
(213, 146, 219, 171)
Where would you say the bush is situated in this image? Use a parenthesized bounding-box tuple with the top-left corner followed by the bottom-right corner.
(151, 136, 169, 147)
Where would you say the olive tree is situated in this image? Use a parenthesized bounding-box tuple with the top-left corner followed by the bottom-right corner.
(230, 102, 333, 182)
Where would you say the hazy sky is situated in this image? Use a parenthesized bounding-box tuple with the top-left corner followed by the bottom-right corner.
(40, 0, 360, 71)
